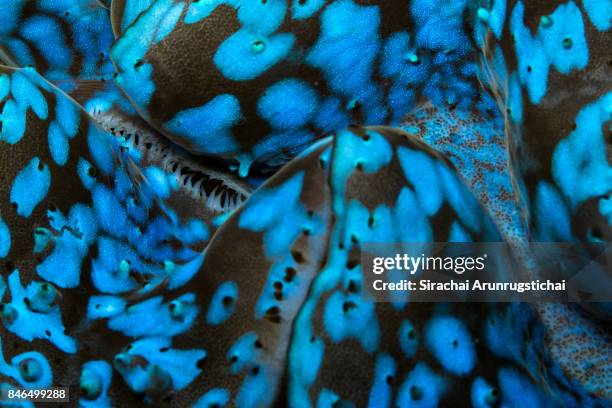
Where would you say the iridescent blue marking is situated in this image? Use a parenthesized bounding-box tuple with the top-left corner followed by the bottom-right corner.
(107, 294, 198, 338)
(164, 94, 241, 154)
(396, 363, 447, 408)
(582, 0, 612, 30)
(10, 157, 51, 218)
(2, 272, 76, 353)
(80, 360, 113, 408)
(206, 281, 239, 325)
(239, 172, 314, 257)
(87, 295, 127, 320)
(552, 92, 612, 210)
(322, 291, 379, 352)
(227, 332, 261, 375)
(194, 388, 230, 408)
(0, 214, 10, 258)
(367, 353, 395, 408)
(0, 339, 53, 389)
(424, 315, 476, 376)
(510, 1, 588, 104)
(471, 377, 499, 408)
(307, 1, 384, 124)
(113, 337, 205, 394)
(398, 320, 419, 358)
(215, 31, 295, 81)
(258, 79, 319, 130)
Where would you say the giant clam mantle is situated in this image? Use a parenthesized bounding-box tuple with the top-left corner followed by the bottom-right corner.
(0, 0, 610, 407)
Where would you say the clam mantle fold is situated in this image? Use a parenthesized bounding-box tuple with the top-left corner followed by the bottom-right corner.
(0, 0, 610, 406)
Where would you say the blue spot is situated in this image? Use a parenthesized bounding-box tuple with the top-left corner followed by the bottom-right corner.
(397, 148, 443, 215)
(600, 195, 612, 225)
(55, 85, 81, 137)
(80, 360, 113, 408)
(2, 272, 76, 353)
(331, 129, 392, 216)
(184, 0, 226, 24)
(0, 71, 49, 145)
(288, 313, 325, 407)
(0, 214, 10, 258)
(153, 3, 184, 43)
(396, 363, 447, 408)
(438, 163, 486, 234)
(194, 388, 230, 408)
(239, 172, 316, 257)
(48, 122, 70, 165)
(367, 353, 395, 408)
(0, 99, 26, 144)
(93, 184, 133, 239)
(508, 72, 523, 124)
(111, 0, 169, 109)
(164, 94, 241, 154)
(482, 305, 531, 364)
(77, 158, 97, 190)
(235, 0, 287, 34)
(510, 1, 588, 104)
(424, 315, 476, 375)
(114, 337, 205, 393)
(538, 2, 588, 75)
(471, 377, 499, 408)
(168, 252, 205, 290)
(37, 203, 97, 288)
(19, 15, 72, 72)
(0, 341, 53, 389)
(292, 0, 326, 20)
(0, 0, 24, 36)
(215, 30, 295, 81)
(552, 93, 612, 210)
(448, 222, 472, 242)
(10, 157, 51, 218)
(227, 332, 261, 374)
(0, 74, 9, 100)
(411, 0, 470, 53)
(386, 84, 415, 123)
(533, 182, 572, 241)
(143, 166, 174, 199)
(306, 1, 384, 123)
(258, 79, 319, 129)
(87, 125, 115, 176)
(5, 39, 35, 70)
(87, 296, 127, 320)
(398, 320, 419, 358)
(489, 0, 507, 39)
(113, 167, 133, 201)
(394, 188, 433, 242)
(175, 218, 209, 245)
(91, 237, 143, 294)
(236, 365, 272, 407)
(582, 0, 612, 30)
(206, 281, 238, 325)
(107, 294, 198, 338)
(317, 389, 354, 407)
(11, 70, 48, 120)
(322, 291, 379, 353)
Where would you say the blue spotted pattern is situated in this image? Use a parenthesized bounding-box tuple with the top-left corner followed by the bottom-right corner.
(0, 0, 610, 407)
